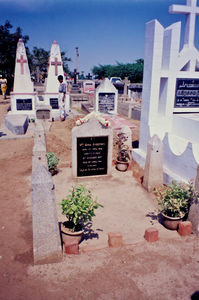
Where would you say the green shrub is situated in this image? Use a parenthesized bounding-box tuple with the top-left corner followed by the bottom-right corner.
(154, 181, 198, 218)
(59, 184, 103, 232)
(46, 152, 60, 171)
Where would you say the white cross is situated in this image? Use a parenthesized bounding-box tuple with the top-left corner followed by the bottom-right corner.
(169, 0, 199, 47)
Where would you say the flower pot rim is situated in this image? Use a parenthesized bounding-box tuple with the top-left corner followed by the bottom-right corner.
(61, 223, 83, 235)
(161, 211, 185, 220)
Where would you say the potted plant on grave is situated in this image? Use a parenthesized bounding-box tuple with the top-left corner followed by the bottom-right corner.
(154, 181, 194, 230)
(59, 184, 103, 243)
(115, 132, 131, 172)
(46, 152, 60, 175)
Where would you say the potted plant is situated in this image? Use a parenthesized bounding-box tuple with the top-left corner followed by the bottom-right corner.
(154, 181, 192, 230)
(116, 132, 130, 172)
(59, 184, 103, 243)
(46, 152, 60, 175)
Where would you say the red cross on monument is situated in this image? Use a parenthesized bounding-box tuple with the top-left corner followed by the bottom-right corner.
(51, 57, 62, 76)
(17, 55, 27, 75)
(169, 0, 199, 47)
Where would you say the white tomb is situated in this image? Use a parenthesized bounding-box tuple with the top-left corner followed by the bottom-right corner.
(10, 39, 36, 116)
(95, 78, 118, 114)
(133, 0, 199, 184)
(44, 40, 70, 114)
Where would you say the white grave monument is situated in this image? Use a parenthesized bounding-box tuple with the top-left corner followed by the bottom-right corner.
(10, 39, 36, 116)
(95, 78, 118, 114)
(133, 0, 199, 184)
(44, 40, 70, 113)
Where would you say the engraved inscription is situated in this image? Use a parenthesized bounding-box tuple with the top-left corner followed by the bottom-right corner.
(98, 93, 115, 112)
(16, 98, 32, 111)
(50, 98, 59, 109)
(77, 136, 108, 177)
(175, 78, 199, 108)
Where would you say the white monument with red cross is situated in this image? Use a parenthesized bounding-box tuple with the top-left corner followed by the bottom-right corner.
(44, 40, 69, 113)
(10, 39, 36, 116)
(133, 0, 199, 184)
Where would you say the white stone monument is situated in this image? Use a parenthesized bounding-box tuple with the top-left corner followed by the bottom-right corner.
(10, 39, 36, 116)
(133, 0, 199, 184)
(142, 135, 164, 192)
(95, 78, 118, 114)
(44, 40, 70, 114)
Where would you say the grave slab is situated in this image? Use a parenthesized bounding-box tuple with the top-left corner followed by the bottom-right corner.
(4, 114, 29, 135)
(32, 166, 62, 264)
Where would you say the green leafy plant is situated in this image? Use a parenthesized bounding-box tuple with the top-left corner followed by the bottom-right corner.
(46, 152, 60, 171)
(59, 184, 103, 232)
(154, 181, 197, 218)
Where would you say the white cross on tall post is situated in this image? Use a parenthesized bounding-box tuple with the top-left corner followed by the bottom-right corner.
(169, 0, 199, 48)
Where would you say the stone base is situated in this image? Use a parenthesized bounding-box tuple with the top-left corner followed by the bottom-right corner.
(36, 105, 52, 120)
(117, 101, 141, 120)
(131, 105, 141, 120)
(119, 95, 131, 102)
(70, 93, 89, 109)
(70, 84, 81, 94)
(81, 103, 94, 113)
(4, 114, 29, 135)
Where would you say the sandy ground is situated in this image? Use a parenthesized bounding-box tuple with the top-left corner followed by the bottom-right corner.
(0, 95, 199, 300)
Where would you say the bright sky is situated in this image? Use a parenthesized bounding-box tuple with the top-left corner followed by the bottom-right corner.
(0, 0, 195, 74)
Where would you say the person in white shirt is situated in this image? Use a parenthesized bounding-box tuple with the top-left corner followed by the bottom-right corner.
(57, 75, 66, 121)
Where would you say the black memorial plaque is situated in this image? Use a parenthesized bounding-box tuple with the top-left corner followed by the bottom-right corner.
(175, 78, 199, 108)
(50, 98, 59, 109)
(98, 93, 115, 112)
(77, 136, 108, 177)
(16, 99, 32, 111)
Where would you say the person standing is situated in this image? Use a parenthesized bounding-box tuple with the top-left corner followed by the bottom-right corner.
(0, 75, 7, 100)
(57, 75, 66, 121)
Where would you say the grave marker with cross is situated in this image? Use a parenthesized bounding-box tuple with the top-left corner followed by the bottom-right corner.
(17, 55, 27, 75)
(51, 57, 62, 76)
(169, 0, 199, 47)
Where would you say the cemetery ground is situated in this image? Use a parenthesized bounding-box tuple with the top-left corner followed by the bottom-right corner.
(0, 96, 199, 300)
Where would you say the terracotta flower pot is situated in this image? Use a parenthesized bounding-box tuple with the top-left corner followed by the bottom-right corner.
(161, 212, 185, 230)
(61, 223, 83, 245)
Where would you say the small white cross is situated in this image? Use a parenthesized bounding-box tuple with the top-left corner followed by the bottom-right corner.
(169, 0, 199, 47)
